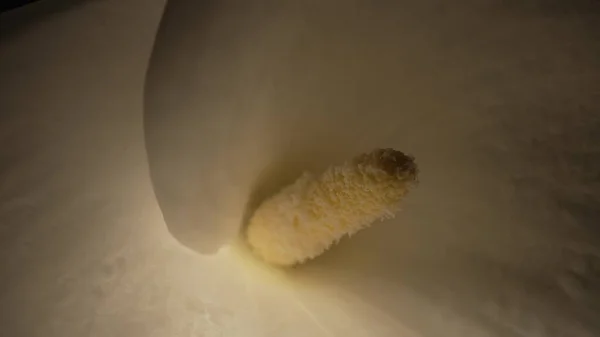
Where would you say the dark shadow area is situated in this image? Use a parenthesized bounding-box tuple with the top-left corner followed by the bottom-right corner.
(1, 0, 40, 13)
(0, 0, 93, 39)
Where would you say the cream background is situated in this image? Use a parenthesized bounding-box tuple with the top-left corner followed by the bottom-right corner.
(1, 0, 599, 336)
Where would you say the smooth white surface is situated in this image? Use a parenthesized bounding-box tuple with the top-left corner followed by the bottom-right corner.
(1, 0, 600, 336)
